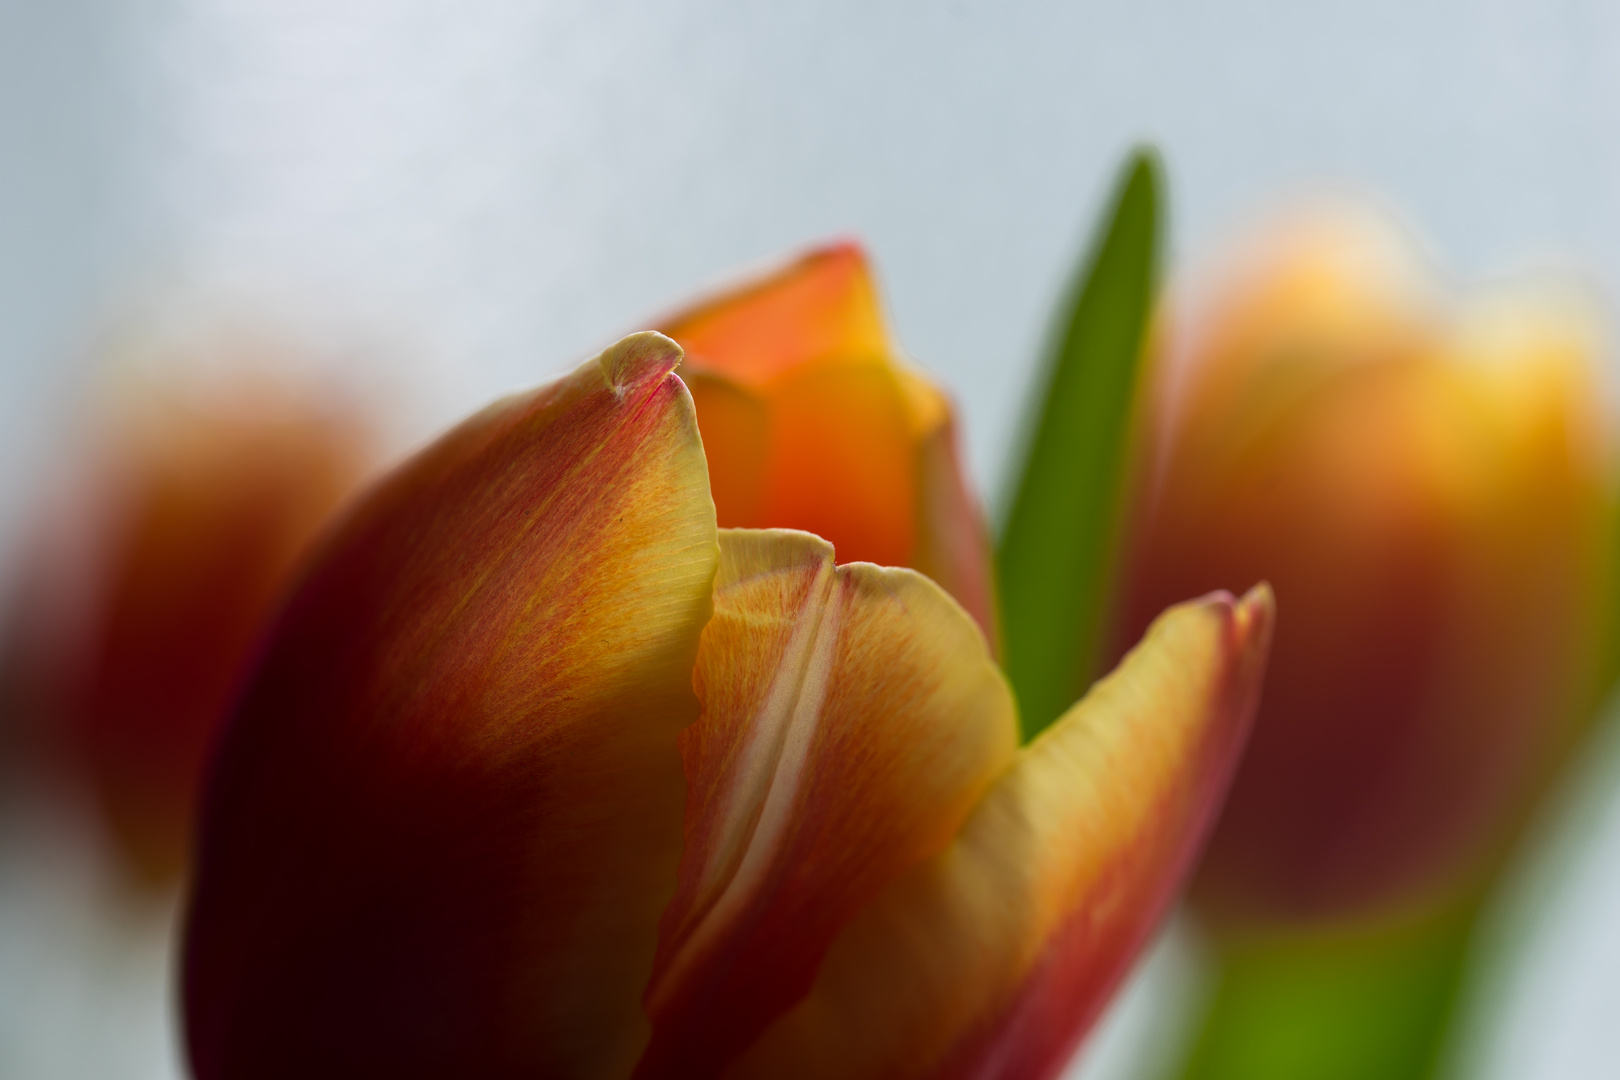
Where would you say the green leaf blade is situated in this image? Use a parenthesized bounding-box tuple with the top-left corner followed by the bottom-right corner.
(996, 147, 1163, 742)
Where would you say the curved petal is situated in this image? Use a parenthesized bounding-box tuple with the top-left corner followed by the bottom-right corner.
(658, 243, 997, 640)
(727, 586, 1274, 1080)
(182, 333, 719, 1080)
(637, 529, 1018, 1079)
(659, 242, 888, 387)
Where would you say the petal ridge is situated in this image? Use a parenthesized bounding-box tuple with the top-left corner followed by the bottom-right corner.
(638, 529, 1018, 1079)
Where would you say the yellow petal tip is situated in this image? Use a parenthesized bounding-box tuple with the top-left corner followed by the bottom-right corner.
(1235, 581, 1276, 635)
(601, 331, 684, 394)
(716, 527, 835, 590)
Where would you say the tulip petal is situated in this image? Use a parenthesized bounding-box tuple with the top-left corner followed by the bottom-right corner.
(182, 332, 719, 1080)
(759, 358, 919, 567)
(911, 405, 999, 652)
(727, 585, 1273, 1080)
(662, 246, 918, 566)
(660, 244, 997, 640)
(683, 373, 772, 528)
(661, 242, 889, 387)
(686, 360, 923, 569)
(637, 529, 1019, 1078)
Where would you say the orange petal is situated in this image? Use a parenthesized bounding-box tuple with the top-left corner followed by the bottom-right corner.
(684, 359, 922, 570)
(684, 372, 772, 528)
(760, 357, 919, 567)
(727, 586, 1274, 1080)
(636, 529, 1018, 1078)
(660, 243, 997, 640)
(182, 332, 719, 1080)
(661, 242, 889, 387)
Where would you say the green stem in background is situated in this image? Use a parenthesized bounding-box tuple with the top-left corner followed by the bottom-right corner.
(996, 147, 1161, 742)
(1178, 894, 1482, 1080)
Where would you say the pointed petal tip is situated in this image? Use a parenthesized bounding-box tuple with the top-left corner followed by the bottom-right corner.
(808, 237, 872, 268)
(602, 331, 685, 393)
(715, 527, 836, 589)
(1237, 581, 1275, 633)
(1189, 582, 1276, 651)
(1226, 583, 1277, 670)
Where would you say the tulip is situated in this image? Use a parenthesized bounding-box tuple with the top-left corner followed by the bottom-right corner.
(657, 242, 998, 642)
(182, 331, 1273, 1079)
(1115, 208, 1612, 923)
(3, 363, 371, 882)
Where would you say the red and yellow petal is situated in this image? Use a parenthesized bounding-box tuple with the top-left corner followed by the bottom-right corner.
(182, 332, 719, 1080)
(727, 586, 1274, 1080)
(637, 529, 1018, 1078)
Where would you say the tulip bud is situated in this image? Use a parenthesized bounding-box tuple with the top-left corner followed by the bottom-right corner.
(1116, 208, 1613, 923)
(5, 354, 371, 882)
(657, 241, 998, 643)
(182, 330, 1273, 1079)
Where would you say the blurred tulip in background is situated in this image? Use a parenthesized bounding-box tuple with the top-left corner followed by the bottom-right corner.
(1118, 208, 1613, 927)
(1, 341, 373, 883)
(181, 331, 1272, 1079)
(658, 243, 997, 643)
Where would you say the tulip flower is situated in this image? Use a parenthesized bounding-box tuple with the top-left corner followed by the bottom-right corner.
(5, 364, 371, 881)
(1115, 208, 1612, 924)
(182, 331, 1273, 1079)
(656, 242, 998, 642)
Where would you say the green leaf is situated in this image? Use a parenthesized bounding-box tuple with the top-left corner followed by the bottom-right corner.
(995, 147, 1162, 742)
(1179, 897, 1480, 1080)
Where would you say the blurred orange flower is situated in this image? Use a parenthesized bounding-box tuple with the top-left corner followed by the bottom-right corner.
(5, 354, 372, 882)
(1116, 208, 1613, 923)
(658, 242, 997, 643)
(182, 332, 1273, 1079)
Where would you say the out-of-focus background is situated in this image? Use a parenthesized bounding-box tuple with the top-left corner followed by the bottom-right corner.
(5, 1, 1620, 1077)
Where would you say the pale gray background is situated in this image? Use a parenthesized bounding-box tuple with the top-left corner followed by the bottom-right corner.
(4, 1, 1620, 1076)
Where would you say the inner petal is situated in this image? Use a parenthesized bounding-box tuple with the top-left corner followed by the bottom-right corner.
(653, 530, 838, 976)
(638, 528, 1017, 1079)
